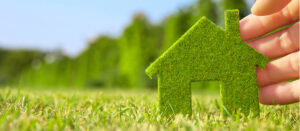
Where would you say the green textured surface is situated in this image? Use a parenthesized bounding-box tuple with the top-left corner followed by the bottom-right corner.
(146, 10, 269, 116)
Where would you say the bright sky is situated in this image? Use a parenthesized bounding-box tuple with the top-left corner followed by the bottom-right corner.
(0, 0, 196, 56)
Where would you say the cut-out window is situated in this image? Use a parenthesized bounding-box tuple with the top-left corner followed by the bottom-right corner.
(191, 81, 222, 110)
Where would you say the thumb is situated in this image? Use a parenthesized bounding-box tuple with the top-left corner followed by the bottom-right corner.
(251, 0, 291, 16)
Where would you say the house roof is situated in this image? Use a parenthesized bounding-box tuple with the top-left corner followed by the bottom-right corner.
(146, 10, 268, 79)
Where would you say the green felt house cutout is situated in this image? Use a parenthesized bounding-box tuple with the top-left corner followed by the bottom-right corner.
(145, 10, 269, 116)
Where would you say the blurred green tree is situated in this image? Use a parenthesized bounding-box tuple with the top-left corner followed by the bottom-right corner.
(162, 9, 192, 52)
(190, 0, 217, 24)
(119, 13, 162, 88)
(163, 0, 217, 52)
(85, 36, 120, 87)
(0, 49, 45, 85)
(16, 37, 120, 88)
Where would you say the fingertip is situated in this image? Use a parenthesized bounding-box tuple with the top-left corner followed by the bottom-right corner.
(239, 18, 247, 40)
(256, 67, 266, 87)
(258, 80, 300, 105)
(290, 81, 300, 101)
(239, 14, 265, 41)
(239, 15, 253, 41)
(258, 89, 268, 105)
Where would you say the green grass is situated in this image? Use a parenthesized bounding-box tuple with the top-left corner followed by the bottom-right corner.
(0, 88, 298, 130)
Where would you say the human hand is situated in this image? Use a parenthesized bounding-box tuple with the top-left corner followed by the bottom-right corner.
(240, 0, 299, 105)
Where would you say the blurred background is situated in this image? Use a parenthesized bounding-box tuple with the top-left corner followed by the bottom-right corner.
(0, 0, 253, 90)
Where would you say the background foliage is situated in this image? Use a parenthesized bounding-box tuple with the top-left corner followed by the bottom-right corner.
(0, 0, 249, 89)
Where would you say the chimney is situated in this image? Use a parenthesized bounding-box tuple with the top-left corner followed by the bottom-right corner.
(225, 10, 240, 37)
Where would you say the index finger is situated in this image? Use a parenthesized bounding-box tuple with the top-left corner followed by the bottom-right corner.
(251, 0, 291, 16)
(240, 0, 299, 41)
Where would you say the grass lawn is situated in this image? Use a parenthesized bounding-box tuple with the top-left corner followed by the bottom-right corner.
(0, 88, 298, 130)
